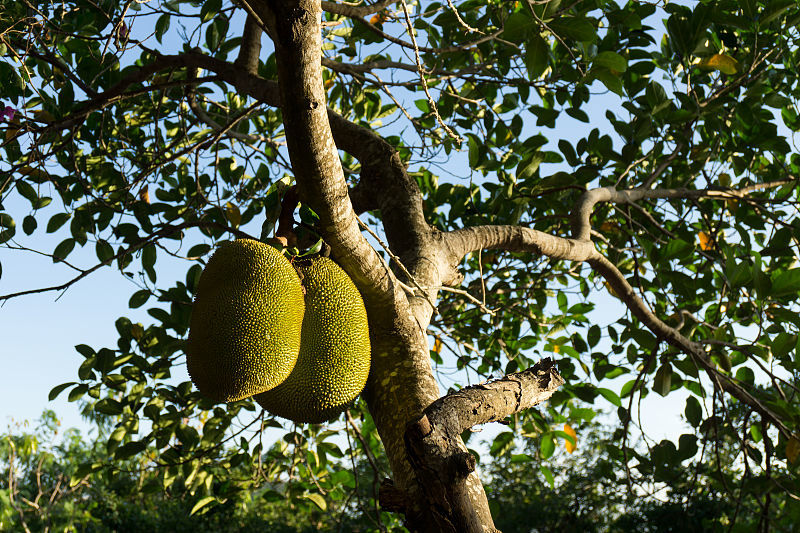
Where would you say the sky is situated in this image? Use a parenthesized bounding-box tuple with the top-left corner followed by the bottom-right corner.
(0, 1, 710, 457)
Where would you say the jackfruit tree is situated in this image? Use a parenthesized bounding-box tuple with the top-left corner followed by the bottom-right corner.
(1, 0, 800, 531)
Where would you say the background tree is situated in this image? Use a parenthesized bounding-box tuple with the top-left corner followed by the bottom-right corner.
(2, 0, 800, 531)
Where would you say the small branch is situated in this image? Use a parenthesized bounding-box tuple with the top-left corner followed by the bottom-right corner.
(399, 0, 462, 143)
(572, 180, 796, 241)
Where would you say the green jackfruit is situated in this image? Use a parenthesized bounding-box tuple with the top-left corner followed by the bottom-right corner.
(256, 256, 370, 423)
(187, 239, 304, 402)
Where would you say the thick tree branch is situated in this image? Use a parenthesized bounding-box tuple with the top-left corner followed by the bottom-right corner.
(441, 220, 793, 437)
(444, 224, 598, 265)
(234, 15, 263, 74)
(320, 0, 395, 17)
(253, 0, 402, 313)
(404, 358, 563, 533)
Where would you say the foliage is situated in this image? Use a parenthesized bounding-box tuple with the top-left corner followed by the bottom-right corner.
(0, 410, 396, 532)
(1, 0, 800, 529)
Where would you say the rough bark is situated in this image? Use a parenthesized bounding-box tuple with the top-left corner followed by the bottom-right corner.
(252, 1, 499, 530)
(405, 358, 564, 533)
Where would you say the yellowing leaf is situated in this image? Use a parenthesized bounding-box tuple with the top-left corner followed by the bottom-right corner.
(432, 337, 442, 355)
(304, 493, 327, 511)
(787, 437, 800, 464)
(698, 54, 739, 75)
(224, 202, 241, 227)
(604, 281, 620, 299)
(138, 185, 150, 204)
(698, 231, 713, 251)
(131, 323, 145, 340)
(718, 173, 731, 187)
(599, 221, 618, 232)
(552, 345, 560, 353)
(564, 423, 577, 453)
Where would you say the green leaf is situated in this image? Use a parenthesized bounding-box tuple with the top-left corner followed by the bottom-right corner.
(200, 0, 221, 23)
(540, 465, 555, 487)
(47, 213, 70, 233)
(155, 14, 171, 43)
(49, 382, 76, 401)
(129, 290, 151, 309)
(593, 51, 628, 72)
(22, 215, 36, 235)
(490, 431, 514, 456)
(653, 362, 672, 396)
(304, 493, 327, 511)
(525, 33, 549, 79)
(53, 238, 76, 262)
(597, 387, 621, 407)
(503, 12, 536, 44)
(540, 433, 555, 459)
(771, 269, 800, 297)
(95, 240, 114, 262)
(95, 398, 123, 415)
(190, 496, 218, 516)
(593, 68, 624, 96)
(548, 17, 596, 42)
(685, 396, 702, 426)
(468, 134, 480, 168)
(114, 440, 147, 460)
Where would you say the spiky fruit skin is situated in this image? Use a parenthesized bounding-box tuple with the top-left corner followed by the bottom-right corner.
(256, 256, 371, 423)
(187, 239, 304, 402)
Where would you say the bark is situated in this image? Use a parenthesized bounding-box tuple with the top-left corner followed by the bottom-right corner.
(404, 358, 564, 533)
(251, 1, 505, 530)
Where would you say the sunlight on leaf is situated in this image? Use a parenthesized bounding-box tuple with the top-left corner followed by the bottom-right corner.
(563, 423, 577, 453)
(698, 54, 739, 75)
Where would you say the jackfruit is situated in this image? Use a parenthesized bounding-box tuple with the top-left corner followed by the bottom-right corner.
(256, 256, 370, 423)
(187, 239, 304, 402)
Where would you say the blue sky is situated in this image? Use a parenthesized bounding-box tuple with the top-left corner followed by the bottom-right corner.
(0, 2, 717, 454)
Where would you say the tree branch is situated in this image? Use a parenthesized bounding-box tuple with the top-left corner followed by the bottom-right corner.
(572, 181, 796, 241)
(404, 358, 563, 533)
(320, 0, 395, 17)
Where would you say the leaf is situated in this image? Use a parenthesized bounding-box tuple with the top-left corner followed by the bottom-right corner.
(22, 215, 36, 235)
(53, 238, 75, 262)
(549, 17, 596, 42)
(49, 382, 76, 401)
(771, 269, 800, 297)
(199, 0, 221, 23)
(129, 289, 151, 309)
(304, 493, 327, 511)
(155, 14, 171, 43)
(468, 134, 480, 168)
(540, 433, 555, 459)
(653, 362, 672, 396)
(540, 465, 555, 487)
(46, 213, 70, 233)
(224, 202, 241, 227)
(114, 440, 146, 460)
(563, 423, 577, 453)
(502, 12, 536, 44)
(697, 231, 713, 250)
(525, 33, 549, 79)
(190, 496, 217, 515)
(787, 437, 800, 464)
(95, 240, 114, 262)
(698, 54, 739, 75)
(685, 396, 702, 426)
(597, 387, 621, 407)
(593, 51, 627, 72)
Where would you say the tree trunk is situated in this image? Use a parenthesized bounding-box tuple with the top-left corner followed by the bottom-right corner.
(254, 1, 563, 530)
